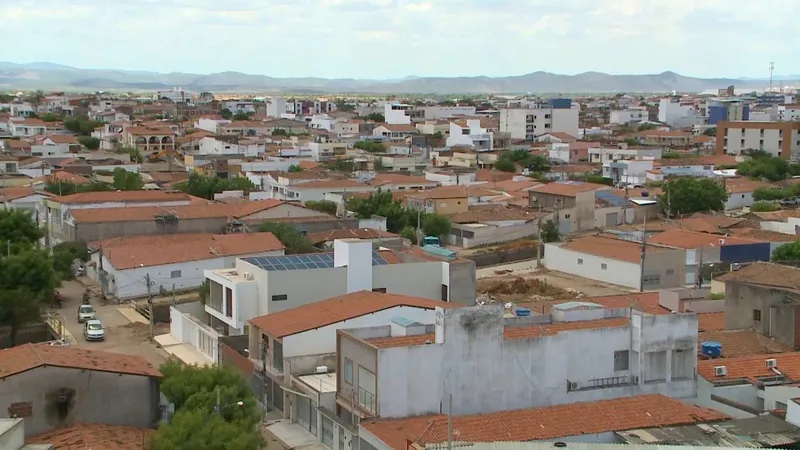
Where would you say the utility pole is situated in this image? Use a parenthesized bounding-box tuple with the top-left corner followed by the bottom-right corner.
(536, 218, 543, 268)
(416, 208, 422, 245)
(145, 273, 154, 339)
(172, 283, 176, 306)
(638, 213, 648, 293)
(447, 394, 453, 450)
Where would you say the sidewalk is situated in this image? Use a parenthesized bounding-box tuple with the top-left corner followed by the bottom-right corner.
(116, 305, 149, 324)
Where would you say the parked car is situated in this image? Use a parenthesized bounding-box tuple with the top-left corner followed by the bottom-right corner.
(77, 304, 96, 323)
(83, 319, 104, 341)
(780, 197, 800, 207)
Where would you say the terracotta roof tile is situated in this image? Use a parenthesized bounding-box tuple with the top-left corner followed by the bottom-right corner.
(290, 179, 369, 190)
(406, 186, 467, 199)
(698, 312, 725, 332)
(698, 330, 790, 357)
(0, 186, 39, 202)
(54, 190, 191, 204)
(45, 134, 80, 145)
(69, 199, 282, 223)
(50, 171, 92, 185)
(558, 235, 672, 264)
(504, 317, 630, 340)
(698, 352, 800, 382)
(648, 229, 759, 249)
(529, 181, 610, 197)
(0, 343, 162, 378)
(368, 333, 435, 348)
(731, 228, 798, 242)
(715, 262, 800, 292)
(26, 423, 152, 449)
(361, 394, 728, 449)
(249, 291, 456, 338)
(307, 228, 400, 244)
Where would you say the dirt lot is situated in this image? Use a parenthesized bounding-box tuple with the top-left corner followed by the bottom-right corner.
(476, 260, 632, 313)
(53, 280, 170, 368)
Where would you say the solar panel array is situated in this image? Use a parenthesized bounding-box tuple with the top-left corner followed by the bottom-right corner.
(596, 190, 626, 207)
(244, 251, 389, 271)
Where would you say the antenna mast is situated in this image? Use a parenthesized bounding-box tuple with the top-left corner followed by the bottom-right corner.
(769, 62, 775, 92)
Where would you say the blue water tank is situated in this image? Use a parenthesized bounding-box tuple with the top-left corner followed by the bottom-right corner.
(701, 341, 722, 358)
(515, 307, 531, 317)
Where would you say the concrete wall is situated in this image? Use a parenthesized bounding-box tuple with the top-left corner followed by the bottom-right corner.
(724, 282, 797, 349)
(695, 378, 759, 419)
(0, 367, 159, 437)
(450, 220, 539, 248)
(357, 305, 697, 419)
(75, 217, 227, 242)
(466, 246, 536, 268)
(448, 260, 476, 306)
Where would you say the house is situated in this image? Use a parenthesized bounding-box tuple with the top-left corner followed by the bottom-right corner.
(262, 118, 308, 135)
(26, 422, 153, 450)
(307, 229, 403, 249)
(716, 121, 800, 159)
(0, 154, 19, 173)
(0, 186, 51, 213)
(89, 232, 284, 299)
(367, 173, 437, 191)
(337, 302, 698, 420)
(445, 120, 493, 151)
(637, 130, 693, 147)
(246, 291, 456, 420)
(280, 180, 376, 203)
(549, 141, 598, 163)
(589, 145, 662, 165)
(0, 344, 161, 437)
(372, 124, 419, 141)
(360, 395, 725, 450)
(528, 181, 611, 234)
(203, 239, 476, 335)
(448, 205, 545, 248)
(536, 132, 577, 143)
(724, 177, 773, 210)
(405, 186, 469, 214)
(218, 120, 270, 137)
(544, 234, 686, 290)
(65, 199, 320, 242)
(198, 135, 265, 157)
(715, 262, 800, 351)
(194, 116, 232, 133)
(8, 118, 47, 137)
(122, 127, 176, 152)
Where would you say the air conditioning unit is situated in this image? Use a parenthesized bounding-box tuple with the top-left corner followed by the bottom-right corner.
(243, 272, 254, 281)
(569, 381, 578, 391)
(719, 239, 726, 245)
(714, 366, 727, 376)
(766, 358, 778, 368)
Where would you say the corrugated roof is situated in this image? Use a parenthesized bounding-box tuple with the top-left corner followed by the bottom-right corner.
(0, 344, 162, 379)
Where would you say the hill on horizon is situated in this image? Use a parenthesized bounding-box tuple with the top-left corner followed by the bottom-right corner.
(0, 62, 791, 94)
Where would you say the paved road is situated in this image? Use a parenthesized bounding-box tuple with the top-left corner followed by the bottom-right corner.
(53, 280, 170, 368)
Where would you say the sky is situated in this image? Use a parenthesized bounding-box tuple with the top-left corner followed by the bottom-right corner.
(1, 0, 799, 80)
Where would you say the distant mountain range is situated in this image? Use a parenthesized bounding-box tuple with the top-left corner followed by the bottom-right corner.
(0, 62, 796, 94)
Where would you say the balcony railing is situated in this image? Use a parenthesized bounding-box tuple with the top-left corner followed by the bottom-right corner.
(567, 375, 639, 392)
(206, 295, 223, 313)
(358, 387, 376, 413)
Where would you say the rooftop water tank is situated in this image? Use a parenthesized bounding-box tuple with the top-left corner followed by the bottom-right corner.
(515, 307, 531, 317)
(701, 341, 722, 358)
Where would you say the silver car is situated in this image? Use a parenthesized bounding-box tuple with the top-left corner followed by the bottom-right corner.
(77, 304, 96, 323)
(83, 319, 105, 341)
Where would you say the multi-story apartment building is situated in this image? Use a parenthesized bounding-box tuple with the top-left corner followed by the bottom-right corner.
(707, 99, 750, 125)
(499, 102, 579, 141)
(716, 121, 800, 159)
(777, 104, 800, 122)
(609, 108, 648, 125)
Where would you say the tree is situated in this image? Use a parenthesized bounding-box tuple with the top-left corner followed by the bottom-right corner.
(0, 249, 60, 346)
(232, 112, 250, 121)
(400, 226, 418, 244)
(78, 136, 100, 150)
(347, 191, 416, 233)
(304, 200, 337, 216)
(432, 131, 443, 139)
(45, 181, 112, 196)
(39, 113, 60, 122)
(117, 146, 144, 163)
(421, 214, 451, 239)
(272, 128, 288, 136)
(257, 222, 315, 254)
(174, 173, 256, 200)
(150, 361, 264, 450)
(540, 220, 559, 243)
(750, 201, 778, 212)
(362, 113, 385, 122)
(0, 209, 44, 250)
(353, 140, 386, 153)
(494, 157, 517, 173)
(64, 115, 102, 136)
(585, 175, 614, 186)
(773, 240, 800, 262)
(219, 108, 233, 120)
(52, 241, 89, 281)
(112, 168, 144, 190)
(704, 127, 717, 137)
(660, 178, 727, 216)
(662, 151, 682, 159)
(287, 164, 302, 173)
(737, 152, 798, 181)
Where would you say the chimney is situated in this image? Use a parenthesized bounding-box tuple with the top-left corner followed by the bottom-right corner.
(334, 239, 373, 293)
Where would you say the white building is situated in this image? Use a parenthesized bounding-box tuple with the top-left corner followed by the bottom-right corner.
(588, 146, 662, 164)
(609, 108, 649, 125)
(777, 104, 800, 122)
(0, 186, 50, 214)
(384, 104, 412, 125)
(155, 88, 188, 103)
(445, 120, 493, 151)
(266, 97, 287, 118)
(422, 106, 477, 120)
(658, 99, 702, 128)
(499, 107, 579, 141)
(309, 114, 336, 131)
(198, 136, 265, 157)
(718, 121, 800, 158)
(89, 232, 285, 299)
(203, 239, 476, 334)
(225, 101, 256, 114)
(605, 159, 654, 186)
(194, 117, 231, 133)
(7, 118, 47, 137)
(337, 303, 698, 419)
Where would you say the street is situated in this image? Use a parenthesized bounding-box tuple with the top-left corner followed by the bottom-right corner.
(53, 280, 170, 368)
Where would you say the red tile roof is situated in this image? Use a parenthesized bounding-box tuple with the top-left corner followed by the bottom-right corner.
(249, 291, 456, 338)
(26, 423, 152, 449)
(361, 394, 728, 449)
(54, 190, 191, 204)
(558, 235, 672, 264)
(698, 312, 725, 332)
(0, 343, 162, 378)
(698, 352, 800, 382)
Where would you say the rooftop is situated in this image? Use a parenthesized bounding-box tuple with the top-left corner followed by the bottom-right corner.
(26, 423, 152, 450)
(249, 290, 455, 338)
(0, 343, 162, 378)
(715, 262, 800, 293)
(698, 330, 790, 357)
(307, 228, 401, 245)
(647, 229, 758, 249)
(53, 190, 191, 204)
(68, 199, 283, 223)
(558, 235, 672, 264)
(698, 351, 800, 383)
(546, 293, 668, 316)
(361, 394, 728, 450)
(528, 180, 610, 198)
(93, 232, 284, 269)
(243, 250, 390, 272)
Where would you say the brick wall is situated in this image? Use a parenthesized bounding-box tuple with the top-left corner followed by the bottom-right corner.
(219, 340, 253, 377)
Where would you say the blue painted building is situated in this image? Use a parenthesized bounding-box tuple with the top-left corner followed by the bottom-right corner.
(708, 102, 750, 125)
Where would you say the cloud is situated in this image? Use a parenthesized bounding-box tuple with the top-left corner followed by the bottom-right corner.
(0, 0, 797, 79)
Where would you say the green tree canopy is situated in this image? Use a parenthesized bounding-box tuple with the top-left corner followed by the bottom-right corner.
(174, 173, 256, 200)
(773, 240, 800, 262)
(117, 147, 144, 163)
(45, 181, 112, 196)
(219, 108, 233, 120)
(346, 191, 451, 237)
(422, 213, 451, 238)
(287, 164, 302, 172)
(112, 168, 144, 190)
(353, 140, 386, 153)
(257, 222, 315, 254)
(0, 209, 44, 250)
(703, 127, 717, 137)
(78, 136, 100, 150)
(660, 178, 727, 216)
(304, 200, 337, 215)
(361, 113, 385, 122)
(494, 157, 517, 173)
(232, 111, 250, 121)
(52, 241, 89, 281)
(540, 220, 559, 243)
(64, 115, 102, 136)
(737, 151, 800, 181)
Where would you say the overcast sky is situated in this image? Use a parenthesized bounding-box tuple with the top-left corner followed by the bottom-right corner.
(2, 0, 798, 79)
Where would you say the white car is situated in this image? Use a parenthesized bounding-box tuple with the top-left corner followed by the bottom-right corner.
(77, 304, 96, 323)
(83, 319, 105, 341)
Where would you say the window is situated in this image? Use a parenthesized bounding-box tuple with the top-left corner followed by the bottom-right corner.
(642, 274, 661, 288)
(577, 258, 584, 265)
(170, 270, 181, 278)
(344, 358, 353, 384)
(776, 401, 788, 410)
(753, 309, 762, 321)
(372, 288, 386, 293)
(601, 263, 607, 270)
(666, 269, 674, 275)
(272, 294, 288, 302)
(614, 350, 630, 371)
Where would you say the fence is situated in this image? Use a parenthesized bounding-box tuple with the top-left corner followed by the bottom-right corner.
(466, 246, 537, 268)
(169, 306, 219, 364)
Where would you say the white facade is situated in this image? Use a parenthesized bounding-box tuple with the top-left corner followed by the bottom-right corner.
(309, 114, 336, 131)
(499, 107, 580, 140)
(31, 143, 71, 157)
(225, 101, 256, 114)
(721, 125, 800, 157)
(424, 170, 477, 186)
(155, 88, 187, 103)
(588, 147, 662, 164)
(445, 120, 493, 151)
(266, 97, 287, 118)
(204, 240, 453, 333)
(8, 119, 46, 137)
(658, 99, 702, 128)
(777, 105, 800, 122)
(423, 106, 477, 120)
(348, 304, 697, 419)
(605, 160, 654, 186)
(384, 104, 412, 125)
(194, 118, 231, 133)
(609, 108, 648, 125)
(198, 136, 264, 157)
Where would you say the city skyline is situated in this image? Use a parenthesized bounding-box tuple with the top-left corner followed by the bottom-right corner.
(2, 0, 798, 80)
